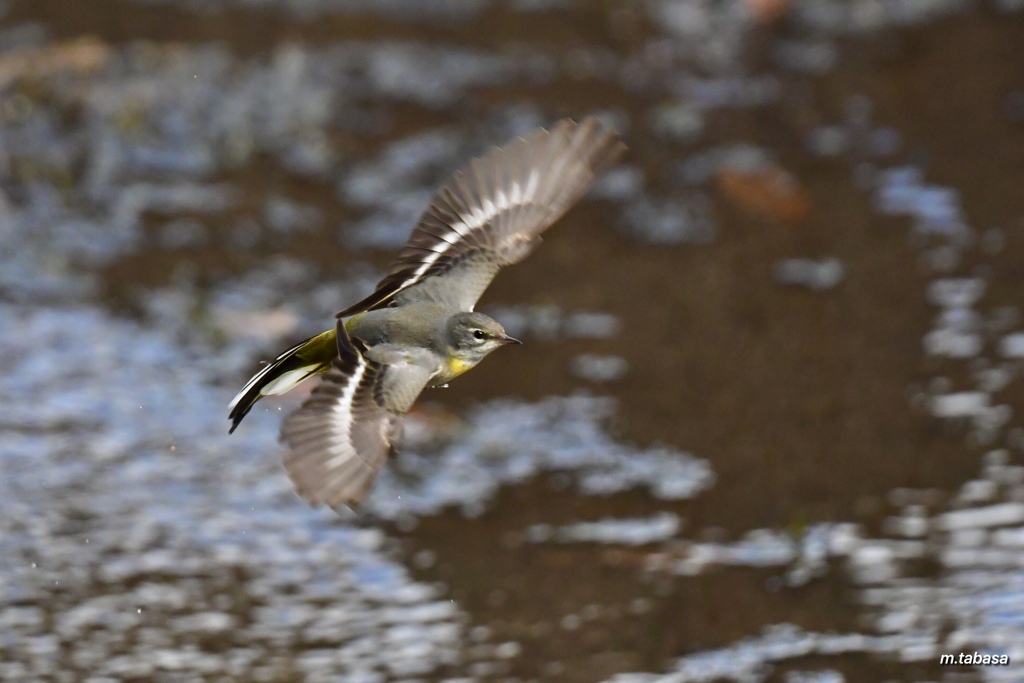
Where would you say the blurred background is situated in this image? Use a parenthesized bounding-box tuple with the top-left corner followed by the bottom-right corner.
(2, 0, 1024, 681)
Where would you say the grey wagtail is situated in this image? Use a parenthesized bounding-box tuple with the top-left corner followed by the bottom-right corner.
(228, 117, 625, 510)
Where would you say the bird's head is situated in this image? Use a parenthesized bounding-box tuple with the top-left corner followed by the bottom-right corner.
(446, 312, 521, 361)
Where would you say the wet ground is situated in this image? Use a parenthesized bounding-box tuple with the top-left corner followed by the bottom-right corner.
(2, 0, 1024, 681)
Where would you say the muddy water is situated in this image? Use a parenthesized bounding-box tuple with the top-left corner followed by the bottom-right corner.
(2, 0, 1024, 681)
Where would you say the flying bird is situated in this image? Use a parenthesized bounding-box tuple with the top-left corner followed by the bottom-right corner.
(229, 117, 625, 510)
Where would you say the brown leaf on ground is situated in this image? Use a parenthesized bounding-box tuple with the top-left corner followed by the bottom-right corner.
(0, 37, 111, 90)
(715, 164, 812, 225)
(744, 0, 791, 24)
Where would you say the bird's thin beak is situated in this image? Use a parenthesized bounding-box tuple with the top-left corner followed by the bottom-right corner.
(499, 334, 522, 345)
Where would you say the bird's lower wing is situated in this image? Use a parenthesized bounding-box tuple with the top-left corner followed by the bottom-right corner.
(279, 321, 435, 510)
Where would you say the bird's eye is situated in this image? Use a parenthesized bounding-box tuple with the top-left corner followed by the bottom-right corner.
(472, 329, 486, 340)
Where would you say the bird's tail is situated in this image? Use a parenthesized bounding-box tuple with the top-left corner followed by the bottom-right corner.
(228, 328, 338, 433)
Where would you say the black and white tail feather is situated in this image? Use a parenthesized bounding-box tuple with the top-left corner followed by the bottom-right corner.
(227, 331, 333, 434)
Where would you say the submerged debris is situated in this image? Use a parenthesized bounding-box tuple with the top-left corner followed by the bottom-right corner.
(620, 194, 716, 245)
(569, 354, 629, 382)
(773, 258, 845, 290)
(485, 305, 621, 341)
(526, 513, 682, 546)
(123, 0, 490, 20)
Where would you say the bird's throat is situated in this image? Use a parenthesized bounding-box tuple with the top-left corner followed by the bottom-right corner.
(443, 356, 476, 381)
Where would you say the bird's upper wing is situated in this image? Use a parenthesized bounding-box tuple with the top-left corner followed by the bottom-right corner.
(279, 321, 437, 510)
(337, 117, 625, 316)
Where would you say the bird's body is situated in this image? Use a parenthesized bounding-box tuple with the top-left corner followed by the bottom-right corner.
(229, 117, 624, 510)
(348, 304, 520, 385)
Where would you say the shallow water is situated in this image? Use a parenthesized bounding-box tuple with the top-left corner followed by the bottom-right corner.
(2, 0, 1024, 681)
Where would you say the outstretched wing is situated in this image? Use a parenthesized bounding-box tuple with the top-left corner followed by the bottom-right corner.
(279, 321, 437, 509)
(337, 116, 625, 317)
